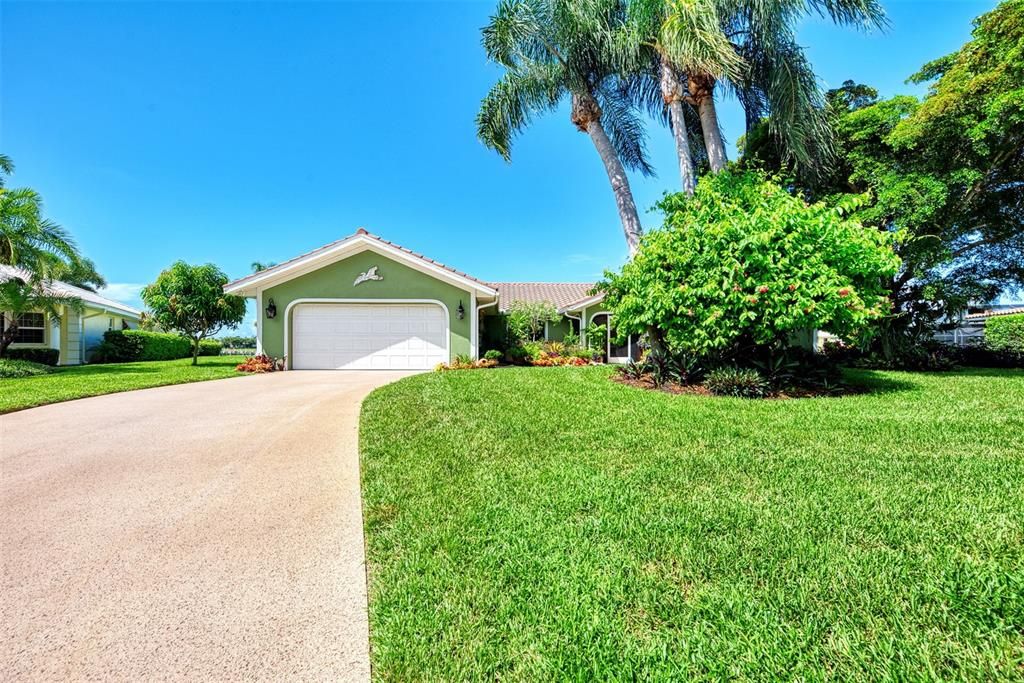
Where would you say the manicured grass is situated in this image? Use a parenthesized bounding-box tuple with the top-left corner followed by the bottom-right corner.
(360, 366, 1024, 681)
(0, 355, 245, 413)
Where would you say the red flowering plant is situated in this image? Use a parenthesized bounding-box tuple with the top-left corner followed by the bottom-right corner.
(599, 171, 900, 362)
(236, 354, 281, 373)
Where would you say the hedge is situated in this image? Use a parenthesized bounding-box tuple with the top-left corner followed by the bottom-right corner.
(6, 347, 60, 366)
(199, 339, 223, 356)
(92, 330, 192, 363)
(985, 314, 1024, 353)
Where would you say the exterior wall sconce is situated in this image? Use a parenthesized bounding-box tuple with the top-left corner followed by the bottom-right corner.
(265, 298, 277, 319)
(457, 301, 465, 320)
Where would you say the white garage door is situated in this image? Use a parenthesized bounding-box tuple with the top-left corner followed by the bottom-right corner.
(291, 303, 448, 370)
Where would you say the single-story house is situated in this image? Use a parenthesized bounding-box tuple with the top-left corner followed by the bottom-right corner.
(223, 229, 639, 370)
(1, 265, 143, 365)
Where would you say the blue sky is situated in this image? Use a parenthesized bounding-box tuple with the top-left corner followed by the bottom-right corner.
(1, 0, 997, 332)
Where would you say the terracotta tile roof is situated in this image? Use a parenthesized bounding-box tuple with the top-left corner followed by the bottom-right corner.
(963, 306, 1024, 321)
(488, 282, 596, 312)
(224, 228, 495, 292)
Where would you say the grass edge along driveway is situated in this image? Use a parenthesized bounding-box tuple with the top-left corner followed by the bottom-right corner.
(0, 355, 243, 413)
(360, 365, 1024, 681)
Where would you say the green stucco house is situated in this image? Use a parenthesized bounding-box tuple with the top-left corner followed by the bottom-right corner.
(224, 229, 637, 370)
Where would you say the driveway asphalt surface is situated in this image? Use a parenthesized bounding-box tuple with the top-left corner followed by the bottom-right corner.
(1, 370, 413, 681)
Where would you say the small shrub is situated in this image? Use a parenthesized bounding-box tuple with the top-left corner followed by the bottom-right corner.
(569, 347, 596, 361)
(198, 339, 223, 356)
(704, 367, 770, 398)
(5, 347, 60, 366)
(984, 314, 1024, 353)
(236, 354, 281, 373)
(483, 349, 503, 362)
(0, 358, 54, 378)
(617, 360, 645, 380)
(562, 329, 581, 347)
(953, 342, 1024, 369)
(436, 356, 500, 371)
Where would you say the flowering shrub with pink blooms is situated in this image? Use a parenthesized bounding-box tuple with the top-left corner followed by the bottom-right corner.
(600, 171, 900, 358)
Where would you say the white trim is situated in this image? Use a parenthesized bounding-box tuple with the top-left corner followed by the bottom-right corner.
(282, 298, 451, 370)
(224, 234, 497, 297)
(475, 299, 497, 358)
(469, 292, 477, 359)
(588, 310, 632, 364)
(560, 293, 604, 314)
(543, 320, 549, 341)
(255, 288, 264, 355)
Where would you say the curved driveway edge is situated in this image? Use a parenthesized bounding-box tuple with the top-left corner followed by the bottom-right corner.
(1, 370, 413, 681)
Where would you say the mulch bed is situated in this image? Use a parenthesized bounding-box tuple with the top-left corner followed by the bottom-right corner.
(610, 374, 860, 399)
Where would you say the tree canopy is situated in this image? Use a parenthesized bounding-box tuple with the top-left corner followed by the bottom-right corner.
(742, 0, 1023, 356)
(599, 171, 900, 357)
(141, 262, 246, 365)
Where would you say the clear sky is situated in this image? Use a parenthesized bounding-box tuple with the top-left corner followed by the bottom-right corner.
(0, 0, 997, 332)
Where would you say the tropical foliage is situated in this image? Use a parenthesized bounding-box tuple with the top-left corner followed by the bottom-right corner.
(743, 0, 1023, 361)
(985, 314, 1024, 353)
(599, 171, 900, 358)
(0, 276, 81, 357)
(141, 262, 246, 365)
(505, 299, 560, 342)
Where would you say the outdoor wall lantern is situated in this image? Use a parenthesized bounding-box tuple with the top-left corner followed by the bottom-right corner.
(265, 298, 277, 319)
(457, 301, 465, 320)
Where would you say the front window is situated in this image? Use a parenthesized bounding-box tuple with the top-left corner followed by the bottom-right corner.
(4, 312, 46, 344)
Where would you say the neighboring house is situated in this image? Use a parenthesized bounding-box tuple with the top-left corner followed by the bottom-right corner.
(935, 305, 1024, 346)
(0, 265, 143, 365)
(223, 229, 639, 370)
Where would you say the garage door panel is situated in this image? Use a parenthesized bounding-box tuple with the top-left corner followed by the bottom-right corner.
(292, 303, 447, 370)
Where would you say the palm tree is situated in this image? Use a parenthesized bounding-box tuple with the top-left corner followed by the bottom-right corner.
(251, 261, 277, 273)
(628, 0, 885, 178)
(0, 273, 82, 358)
(624, 0, 740, 189)
(477, 0, 654, 254)
(0, 156, 79, 279)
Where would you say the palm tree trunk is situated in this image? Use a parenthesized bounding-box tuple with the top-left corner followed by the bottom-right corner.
(689, 74, 728, 173)
(571, 93, 643, 255)
(660, 60, 697, 195)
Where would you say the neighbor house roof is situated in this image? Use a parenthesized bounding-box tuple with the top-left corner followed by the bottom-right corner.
(963, 306, 1024, 321)
(0, 265, 142, 318)
(489, 282, 596, 313)
(223, 228, 498, 297)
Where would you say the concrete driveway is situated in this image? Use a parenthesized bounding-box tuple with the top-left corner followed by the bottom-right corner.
(0, 370, 413, 681)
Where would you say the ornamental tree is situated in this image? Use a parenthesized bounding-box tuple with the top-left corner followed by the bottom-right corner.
(599, 171, 900, 358)
(141, 262, 246, 365)
(506, 300, 560, 343)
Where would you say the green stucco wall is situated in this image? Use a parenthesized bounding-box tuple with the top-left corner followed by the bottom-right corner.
(260, 249, 473, 363)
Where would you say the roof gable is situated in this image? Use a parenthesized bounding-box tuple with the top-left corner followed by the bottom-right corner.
(224, 229, 497, 297)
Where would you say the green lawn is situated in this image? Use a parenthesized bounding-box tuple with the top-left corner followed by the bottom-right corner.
(0, 355, 244, 413)
(360, 366, 1024, 681)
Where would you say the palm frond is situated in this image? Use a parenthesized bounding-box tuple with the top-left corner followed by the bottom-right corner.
(597, 83, 656, 176)
(476, 63, 564, 160)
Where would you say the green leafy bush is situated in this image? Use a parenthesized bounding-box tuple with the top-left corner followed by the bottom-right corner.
(704, 367, 770, 398)
(985, 314, 1024, 353)
(92, 330, 192, 363)
(483, 349, 503, 362)
(506, 300, 560, 343)
(5, 347, 59, 366)
(198, 339, 223, 356)
(0, 358, 54, 378)
(600, 171, 900, 357)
